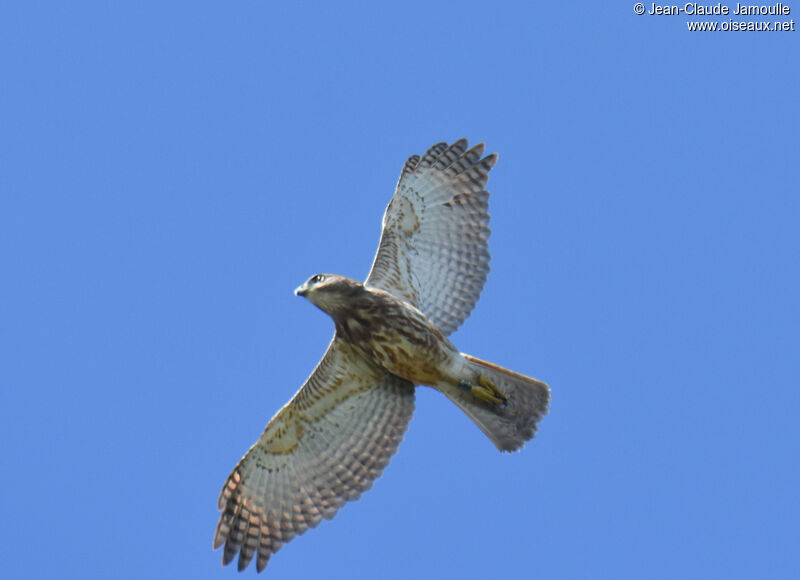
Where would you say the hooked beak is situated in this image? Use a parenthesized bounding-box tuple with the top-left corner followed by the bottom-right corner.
(294, 284, 308, 297)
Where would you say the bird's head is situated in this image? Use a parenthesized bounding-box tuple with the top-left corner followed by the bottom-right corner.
(295, 273, 365, 315)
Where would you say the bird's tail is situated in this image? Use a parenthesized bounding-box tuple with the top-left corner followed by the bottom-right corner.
(443, 354, 550, 452)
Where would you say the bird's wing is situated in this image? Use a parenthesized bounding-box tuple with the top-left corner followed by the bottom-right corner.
(365, 139, 495, 336)
(214, 338, 415, 572)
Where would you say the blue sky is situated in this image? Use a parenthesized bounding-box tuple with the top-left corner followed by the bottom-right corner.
(2, 2, 798, 579)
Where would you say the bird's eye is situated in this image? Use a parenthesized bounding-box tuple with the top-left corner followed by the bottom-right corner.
(311, 274, 325, 284)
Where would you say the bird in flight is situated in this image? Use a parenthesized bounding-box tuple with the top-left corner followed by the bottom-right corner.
(214, 139, 550, 572)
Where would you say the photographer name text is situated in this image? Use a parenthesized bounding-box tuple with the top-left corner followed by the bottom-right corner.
(647, 2, 790, 15)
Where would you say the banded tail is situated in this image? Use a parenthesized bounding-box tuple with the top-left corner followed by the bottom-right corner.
(445, 354, 550, 452)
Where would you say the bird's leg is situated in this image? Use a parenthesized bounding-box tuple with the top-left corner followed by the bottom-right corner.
(476, 375, 508, 405)
(458, 375, 507, 405)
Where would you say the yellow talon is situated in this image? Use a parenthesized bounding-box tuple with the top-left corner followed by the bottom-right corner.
(473, 375, 507, 405)
(472, 387, 503, 405)
(478, 375, 494, 389)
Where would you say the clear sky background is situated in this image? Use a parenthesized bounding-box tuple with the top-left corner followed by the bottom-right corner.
(2, 3, 798, 579)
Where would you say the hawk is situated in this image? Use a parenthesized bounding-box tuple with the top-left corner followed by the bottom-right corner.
(214, 139, 550, 572)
